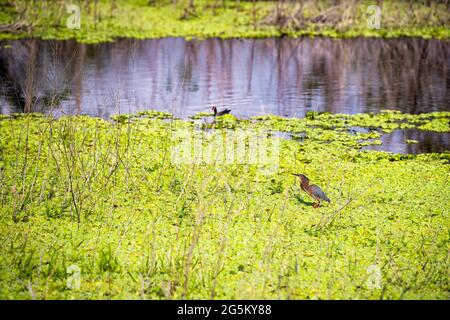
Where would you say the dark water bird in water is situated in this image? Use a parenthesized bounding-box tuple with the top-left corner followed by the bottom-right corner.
(211, 106, 231, 117)
(0, 38, 448, 154)
(293, 173, 330, 208)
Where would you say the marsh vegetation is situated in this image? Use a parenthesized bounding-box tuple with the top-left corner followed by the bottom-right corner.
(0, 0, 449, 301)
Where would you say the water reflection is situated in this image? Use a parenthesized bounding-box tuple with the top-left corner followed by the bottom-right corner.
(362, 129, 450, 154)
(1, 37, 449, 118)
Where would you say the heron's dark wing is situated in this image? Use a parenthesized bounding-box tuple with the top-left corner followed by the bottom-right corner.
(310, 185, 330, 202)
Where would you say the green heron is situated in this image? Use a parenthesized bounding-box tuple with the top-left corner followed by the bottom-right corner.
(293, 173, 330, 208)
(211, 106, 231, 117)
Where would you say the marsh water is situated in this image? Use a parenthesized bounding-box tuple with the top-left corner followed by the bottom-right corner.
(0, 37, 448, 153)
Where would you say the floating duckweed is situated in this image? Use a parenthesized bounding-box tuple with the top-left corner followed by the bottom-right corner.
(0, 110, 448, 299)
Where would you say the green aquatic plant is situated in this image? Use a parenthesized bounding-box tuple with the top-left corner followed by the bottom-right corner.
(213, 114, 240, 129)
(417, 118, 450, 133)
(135, 110, 173, 119)
(189, 111, 213, 119)
(0, 110, 448, 299)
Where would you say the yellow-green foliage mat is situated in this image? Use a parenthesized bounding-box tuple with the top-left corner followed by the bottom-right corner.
(0, 0, 449, 43)
(0, 111, 448, 299)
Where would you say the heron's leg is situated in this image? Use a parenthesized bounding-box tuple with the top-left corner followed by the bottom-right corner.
(313, 201, 320, 208)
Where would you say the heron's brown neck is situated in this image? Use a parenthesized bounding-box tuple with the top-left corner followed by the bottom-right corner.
(299, 178, 310, 192)
(300, 178, 310, 186)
